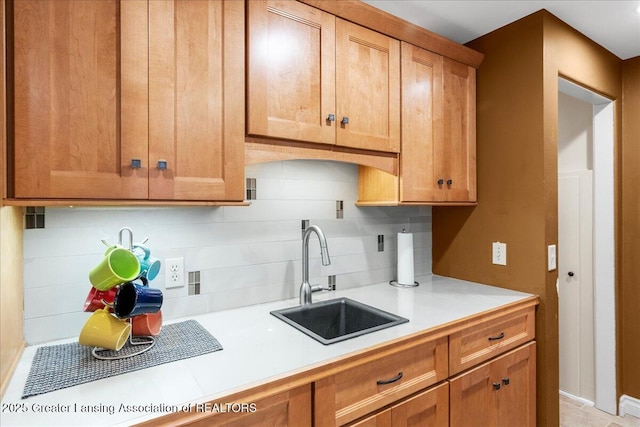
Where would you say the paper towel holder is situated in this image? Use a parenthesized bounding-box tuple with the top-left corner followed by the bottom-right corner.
(390, 229, 419, 288)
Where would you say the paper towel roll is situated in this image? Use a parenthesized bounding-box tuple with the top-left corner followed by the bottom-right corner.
(397, 231, 415, 285)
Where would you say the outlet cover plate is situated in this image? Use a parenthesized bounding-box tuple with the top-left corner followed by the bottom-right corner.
(165, 257, 185, 289)
(492, 242, 507, 266)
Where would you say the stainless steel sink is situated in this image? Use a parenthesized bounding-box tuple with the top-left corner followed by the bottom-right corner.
(270, 297, 409, 345)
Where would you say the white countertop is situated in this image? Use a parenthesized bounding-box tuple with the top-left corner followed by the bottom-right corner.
(1, 275, 535, 427)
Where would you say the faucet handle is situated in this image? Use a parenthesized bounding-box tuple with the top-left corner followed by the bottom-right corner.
(311, 284, 333, 293)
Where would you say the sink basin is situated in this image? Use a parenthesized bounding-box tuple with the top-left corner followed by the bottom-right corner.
(270, 297, 409, 345)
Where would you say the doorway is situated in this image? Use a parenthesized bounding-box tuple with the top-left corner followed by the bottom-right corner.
(557, 77, 616, 415)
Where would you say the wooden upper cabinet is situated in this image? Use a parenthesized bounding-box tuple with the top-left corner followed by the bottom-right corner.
(247, 0, 335, 146)
(442, 57, 476, 202)
(335, 19, 400, 153)
(357, 43, 476, 205)
(12, 0, 149, 199)
(10, 0, 243, 202)
(247, 1, 400, 154)
(402, 44, 476, 203)
(148, 0, 244, 201)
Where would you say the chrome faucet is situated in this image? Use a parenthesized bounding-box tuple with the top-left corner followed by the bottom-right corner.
(300, 225, 331, 305)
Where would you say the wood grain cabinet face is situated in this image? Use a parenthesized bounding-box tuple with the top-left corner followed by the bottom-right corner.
(335, 19, 400, 153)
(10, 0, 244, 202)
(399, 42, 444, 202)
(449, 306, 536, 376)
(247, 1, 400, 154)
(148, 0, 244, 201)
(11, 0, 149, 199)
(247, 0, 335, 146)
(441, 57, 476, 202)
(449, 342, 536, 427)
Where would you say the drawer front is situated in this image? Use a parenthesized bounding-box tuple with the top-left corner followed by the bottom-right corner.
(333, 336, 448, 425)
(449, 306, 535, 375)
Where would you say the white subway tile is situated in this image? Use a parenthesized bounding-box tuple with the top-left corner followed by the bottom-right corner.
(21, 160, 432, 341)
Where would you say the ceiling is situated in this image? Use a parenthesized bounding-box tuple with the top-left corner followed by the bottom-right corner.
(362, 1, 640, 60)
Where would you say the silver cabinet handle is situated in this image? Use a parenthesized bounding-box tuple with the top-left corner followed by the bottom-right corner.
(327, 114, 335, 122)
(131, 159, 142, 169)
(341, 117, 349, 125)
(157, 160, 168, 170)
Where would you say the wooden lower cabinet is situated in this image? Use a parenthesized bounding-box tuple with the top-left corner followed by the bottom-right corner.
(449, 341, 536, 427)
(348, 382, 449, 427)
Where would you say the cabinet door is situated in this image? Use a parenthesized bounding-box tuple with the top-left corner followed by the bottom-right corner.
(391, 382, 449, 427)
(149, 0, 244, 201)
(498, 342, 536, 427)
(449, 358, 499, 427)
(399, 42, 444, 202)
(450, 342, 536, 427)
(247, 0, 335, 145)
(336, 19, 400, 153)
(12, 0, 148, 199)
(442, 58, 476, 202)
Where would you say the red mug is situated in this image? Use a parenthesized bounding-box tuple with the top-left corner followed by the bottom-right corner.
(83, 287, 117, 312)
(131, 310, 162, 336)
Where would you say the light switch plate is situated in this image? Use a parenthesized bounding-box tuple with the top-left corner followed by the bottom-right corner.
(548, 245, 557, 271)
(492, 242, 507, 266)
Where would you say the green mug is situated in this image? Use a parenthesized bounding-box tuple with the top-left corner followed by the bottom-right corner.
(89, 247, 140, 291)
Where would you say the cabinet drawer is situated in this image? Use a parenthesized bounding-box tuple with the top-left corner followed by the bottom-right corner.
(321, 336, 448, 426)
(449, 306, 535, 375)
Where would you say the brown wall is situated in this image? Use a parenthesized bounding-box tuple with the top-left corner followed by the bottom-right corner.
(621, 57, 640, 399)
(433, 9, 625, 426)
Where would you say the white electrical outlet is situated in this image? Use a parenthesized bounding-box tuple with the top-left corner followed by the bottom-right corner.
(492, 242, 507, 266)
(165, 257, 184, 289)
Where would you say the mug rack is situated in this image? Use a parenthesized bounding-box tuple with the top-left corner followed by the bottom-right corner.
(90, 227, 159, 361)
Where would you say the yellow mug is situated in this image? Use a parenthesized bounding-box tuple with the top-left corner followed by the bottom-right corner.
(79, 307, 131, 351)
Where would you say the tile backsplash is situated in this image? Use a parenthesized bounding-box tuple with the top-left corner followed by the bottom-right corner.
(23, 160, 432, 344)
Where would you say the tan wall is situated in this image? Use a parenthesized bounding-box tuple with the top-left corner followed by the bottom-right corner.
(621, 57, 640, 399)
(433, 10, 625, 425)
(0, 206, 24, 398)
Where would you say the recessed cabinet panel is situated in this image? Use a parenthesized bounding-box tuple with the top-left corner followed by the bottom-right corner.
(450, 342, 536, 427)
(443, 57, 476, 202)
(247, 0, 335, 145)
(336, 19, 400, 153)
(149, 0, 244, 201)
(400, 42, 443, 202)
(12, 0, 149, 199)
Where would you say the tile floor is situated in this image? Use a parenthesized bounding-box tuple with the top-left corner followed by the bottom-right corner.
(560, 394, 640, 426)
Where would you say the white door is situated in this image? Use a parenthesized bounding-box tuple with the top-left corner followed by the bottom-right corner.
(558, 170, 594, 402)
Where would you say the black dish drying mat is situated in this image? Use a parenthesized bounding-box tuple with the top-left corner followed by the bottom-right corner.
(22, 320, 222, 398)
